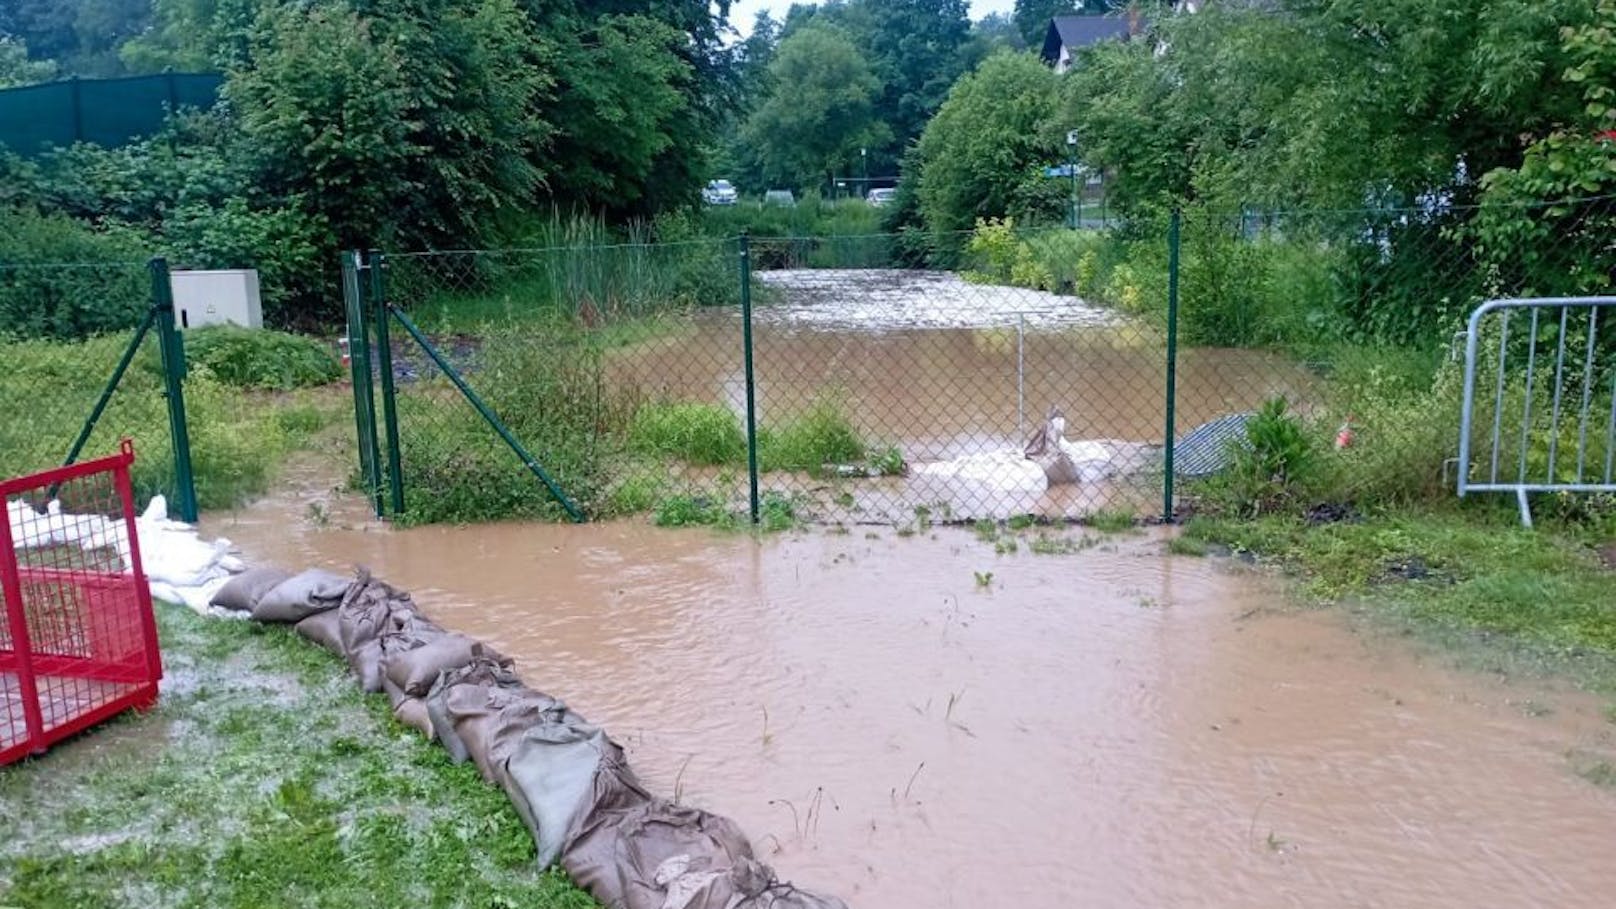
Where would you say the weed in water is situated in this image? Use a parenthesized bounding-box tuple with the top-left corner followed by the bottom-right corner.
(1088, 508, 1137, 533)
(974, 570, 993, 588)
(653, 494, 734, 529)
(758, 492, 800, 533)
(1007, 514, 1036, 531)
(1168, 535, 1208, 557)
(867, 445, 906, 477)
(1029, 534, 1094, 555)
(758, 396, 865, 475)
(628, 401, 745, 466)
(973, 519, 998, 542)
(995, 538, 1019, 555)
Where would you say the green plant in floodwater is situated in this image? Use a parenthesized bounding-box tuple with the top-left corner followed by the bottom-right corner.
(974, 570, 993, 588)
(628, 401, 746, 466)
(758, 492, 800, 533)
(973, 519, 998, 542)
(834, 491, 855, 508)
(758, 396, 865, 474)
(1168, 535, 1208, 557)
(914, 505, 933, 532)
(867, 445, 906, 477)
(1029, 534, 1094, 555)
(1007, 514, 1035, 531)
(653, 494, 734, 529)
(1088, 508, 1137, 533)
(995, 537, 1018, 555)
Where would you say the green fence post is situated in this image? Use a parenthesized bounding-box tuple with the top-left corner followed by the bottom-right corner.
(1162, 210, 1182, 523)
(343, 250, 384, 518)
(389, 307, 585, 523)
(367, 249, 405, 515)
(150, 257, 198, 522)
(740, 233, 760, 524)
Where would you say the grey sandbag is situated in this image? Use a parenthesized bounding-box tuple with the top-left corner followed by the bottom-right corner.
(383, 633, 498, 697)
(393, 697, 436, 741)
(210, 566, 291, 612)
(425, 656, 526, 764)
(251, 568, 352, 623)
(561, 798, 762, 909)
(501, 718, 624, 868)
(294, 609, 344, 654)
(457, 686, 581, 784)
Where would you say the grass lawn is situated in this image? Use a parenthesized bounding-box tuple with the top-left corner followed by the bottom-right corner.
(0, 607, 596, 909)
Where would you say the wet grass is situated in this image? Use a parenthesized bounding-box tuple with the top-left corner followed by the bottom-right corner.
(1183, 507, 1616, 689)
(1, 335, 347, 510)
(628, 402, 747, 466)
(0, 607, 596, 909)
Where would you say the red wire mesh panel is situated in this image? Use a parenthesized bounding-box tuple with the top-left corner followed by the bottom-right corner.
(1, 440, 162, 765)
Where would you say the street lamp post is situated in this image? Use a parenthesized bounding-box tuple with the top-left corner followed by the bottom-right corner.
(1066, 129, 1080, 229)
(861, 147, 868, 197)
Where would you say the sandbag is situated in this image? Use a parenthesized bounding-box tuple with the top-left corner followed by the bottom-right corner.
(426, 656, 526, 764)
(393, 697, 436, 741)
(210, 566, 291, 612)
(251, 568, 351, 623)
(337, 569, 412, 655)
(380, 675, 410, 710)
(293, 609, 344, 654)
(561, 799, 760, 909)
(383, 633, 498, 697)
(502, 718, 623, 868)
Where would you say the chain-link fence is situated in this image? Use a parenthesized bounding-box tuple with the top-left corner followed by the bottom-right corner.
(351, 194, 1616, 528)
(0, 261, 196, 518)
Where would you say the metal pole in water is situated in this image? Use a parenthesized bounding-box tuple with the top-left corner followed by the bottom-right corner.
(740, 234, 761, 524)
(1162, 211, 1181, 522)
(1017, 313, 1025, 440)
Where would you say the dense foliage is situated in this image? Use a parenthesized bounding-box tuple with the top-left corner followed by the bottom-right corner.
(0, 0, 736, 332)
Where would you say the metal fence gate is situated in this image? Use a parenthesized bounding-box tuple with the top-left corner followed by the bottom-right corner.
(1457, 297, 1616, 526)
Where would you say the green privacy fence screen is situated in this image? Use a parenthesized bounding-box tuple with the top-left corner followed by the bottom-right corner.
(0, 73, 223, 155)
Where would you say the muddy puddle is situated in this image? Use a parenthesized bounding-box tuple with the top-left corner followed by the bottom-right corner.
(207, 476, 1616, 908)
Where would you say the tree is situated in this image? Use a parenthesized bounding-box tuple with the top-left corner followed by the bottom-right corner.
(540, 14, 696, 214)
(914, 51, 1064, 234)
(228, 0, 551, 248)
(0, 36, 57, 87)
(740, 25, 891, 192)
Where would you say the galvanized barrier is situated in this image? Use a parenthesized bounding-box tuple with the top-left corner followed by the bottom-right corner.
(1457, 297, 1616, 526)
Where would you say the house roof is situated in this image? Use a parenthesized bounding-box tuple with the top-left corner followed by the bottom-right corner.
(1040, 15, 1134, 63)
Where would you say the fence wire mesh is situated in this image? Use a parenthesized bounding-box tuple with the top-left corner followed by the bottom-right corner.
(0, 262, 182, 506)
(363, 194, 1616, 528)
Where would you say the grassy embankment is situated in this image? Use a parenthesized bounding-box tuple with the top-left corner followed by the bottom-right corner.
(0, 607, 597, 908)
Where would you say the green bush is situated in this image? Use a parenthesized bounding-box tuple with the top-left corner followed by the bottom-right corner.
(185, 326, 341, 391)
(628, 401, 745, 466)
(0, 207, 151, 340)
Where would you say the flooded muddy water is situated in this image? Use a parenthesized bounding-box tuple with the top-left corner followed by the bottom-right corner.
(612, 270, 1314, 521)
(211, 480, 1616, 908)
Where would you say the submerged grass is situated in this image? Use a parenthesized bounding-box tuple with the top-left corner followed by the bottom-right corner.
(1183, 506, 1616, 687)
(0, 607, 596, 909)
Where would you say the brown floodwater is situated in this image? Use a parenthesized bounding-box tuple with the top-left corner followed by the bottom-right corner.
(208, 475, 1616, 909)
(609, 270, 1316, 521)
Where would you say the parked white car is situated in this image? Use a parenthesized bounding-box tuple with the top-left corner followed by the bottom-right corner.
(702, 179, 738, 205)
(866, 187, 897, 207)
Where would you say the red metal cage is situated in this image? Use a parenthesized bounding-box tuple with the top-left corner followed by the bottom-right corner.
(1, 440, 162, 765)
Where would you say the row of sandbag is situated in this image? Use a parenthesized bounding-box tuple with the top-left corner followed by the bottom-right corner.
(209, 565, 848, 909)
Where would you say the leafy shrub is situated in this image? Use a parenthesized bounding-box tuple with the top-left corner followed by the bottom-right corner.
(628, 402, 745, 466)
(0, 207, 151, 340)
(185, 326, 341, 391)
